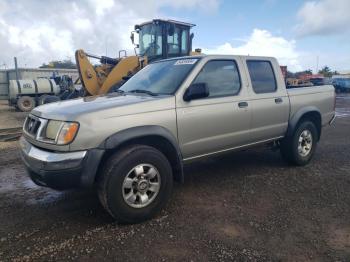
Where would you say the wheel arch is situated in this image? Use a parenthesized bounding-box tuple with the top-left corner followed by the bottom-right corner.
(97, 125, 184, 183)
(287, 107, 322, 140)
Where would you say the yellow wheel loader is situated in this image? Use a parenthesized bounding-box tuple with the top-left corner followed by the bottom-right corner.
(76, 19, 201, 96)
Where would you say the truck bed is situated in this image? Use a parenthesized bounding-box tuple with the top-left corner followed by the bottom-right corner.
(287, 85, 335, 126)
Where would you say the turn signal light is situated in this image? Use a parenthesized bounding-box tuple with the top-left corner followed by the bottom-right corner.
(57, 122, 79, 145)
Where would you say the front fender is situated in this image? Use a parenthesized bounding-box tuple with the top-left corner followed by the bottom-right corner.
(100, 125, 177, 149)
(99, 125, 184, 182)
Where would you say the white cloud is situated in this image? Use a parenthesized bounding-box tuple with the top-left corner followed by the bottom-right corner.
(91, 0, 115, 16)
(295, 0, 350, 37)
(161, 0, 220, 13)
(73, 18, 93, 31)
(0, 0, 219, 68)
(202, 29, 302, 71)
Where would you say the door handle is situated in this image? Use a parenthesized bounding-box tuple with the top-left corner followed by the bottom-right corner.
(238, 101, 248, 108)
(275, 98, 283, 104)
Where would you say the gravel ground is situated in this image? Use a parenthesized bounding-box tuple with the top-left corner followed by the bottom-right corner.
(0, 95, 349, 261)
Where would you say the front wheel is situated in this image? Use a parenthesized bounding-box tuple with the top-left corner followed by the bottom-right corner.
(280, 121, 318, 166)
(98, 145, 173, 223)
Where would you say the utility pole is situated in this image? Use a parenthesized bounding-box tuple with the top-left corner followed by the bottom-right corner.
(316, 55, 319, 74)
(14, 57, 19, 80)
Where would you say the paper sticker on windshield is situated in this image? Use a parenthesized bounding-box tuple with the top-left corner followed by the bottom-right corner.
(174, 59, 197, 65)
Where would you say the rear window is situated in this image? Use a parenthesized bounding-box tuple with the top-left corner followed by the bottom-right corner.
(247, 60, 277, 93)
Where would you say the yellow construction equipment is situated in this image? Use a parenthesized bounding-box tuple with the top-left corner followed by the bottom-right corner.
(76, 19, 201, 96)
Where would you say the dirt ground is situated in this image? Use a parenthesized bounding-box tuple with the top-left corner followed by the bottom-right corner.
(0, 102, 27, 129)
(0, 96, 350, 261)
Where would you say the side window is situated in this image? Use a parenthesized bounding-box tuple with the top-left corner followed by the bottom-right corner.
(192, 60, 241, 98)
(181, 30, 188, 55)
(168, 27, 180, 55)
(247, 60, 277, 93)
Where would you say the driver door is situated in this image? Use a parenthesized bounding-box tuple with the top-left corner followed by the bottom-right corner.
(176, 58, 251, 160)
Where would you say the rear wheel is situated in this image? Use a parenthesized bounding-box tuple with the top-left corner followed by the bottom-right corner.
(98, 145, 173, 223)
(16, 96, 35, 112)
(280, 121, 318, 166)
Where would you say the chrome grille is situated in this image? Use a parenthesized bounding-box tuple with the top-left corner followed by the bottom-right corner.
(23, 115, 48, 140)
(24, 116, 40, 136)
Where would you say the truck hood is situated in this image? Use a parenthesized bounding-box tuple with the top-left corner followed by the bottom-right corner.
(31, 93, 175, 121)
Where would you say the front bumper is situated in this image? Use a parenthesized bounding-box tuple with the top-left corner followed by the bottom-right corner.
(19, 137, 104, 190)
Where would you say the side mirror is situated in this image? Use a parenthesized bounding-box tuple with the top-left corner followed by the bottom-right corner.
(183, 83, 209, 101)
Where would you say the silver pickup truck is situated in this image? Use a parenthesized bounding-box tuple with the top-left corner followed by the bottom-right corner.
(20, 55, 335, 223)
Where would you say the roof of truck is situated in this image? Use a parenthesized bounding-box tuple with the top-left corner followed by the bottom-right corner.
(137, 19, 196, 28)
(151, 55, 276, 64)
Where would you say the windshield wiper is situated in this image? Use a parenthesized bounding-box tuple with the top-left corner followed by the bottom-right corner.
(128, 89, 158, 96)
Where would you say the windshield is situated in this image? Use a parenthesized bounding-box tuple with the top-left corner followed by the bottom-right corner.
(139, 24, 162, 57)
(119, 58, 199, 95)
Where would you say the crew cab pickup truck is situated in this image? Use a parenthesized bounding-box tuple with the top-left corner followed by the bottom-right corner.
(20, 55, 336, 223)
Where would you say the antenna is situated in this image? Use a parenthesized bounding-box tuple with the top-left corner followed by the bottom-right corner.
(105, 36, 108, 57)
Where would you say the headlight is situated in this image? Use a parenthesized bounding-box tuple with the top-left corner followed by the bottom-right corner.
(46, 120, 62, 140)
(44, 120, 79, 145)
(56, 122, 79, 145)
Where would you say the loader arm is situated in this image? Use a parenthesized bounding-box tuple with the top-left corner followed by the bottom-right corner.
(75, 49, 103, 95)
(75, 49, 144, 95)
(98, 56, 143, 95)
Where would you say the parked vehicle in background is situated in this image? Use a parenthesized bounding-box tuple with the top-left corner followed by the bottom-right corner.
(332, 78, 350, 93)
(8, 78, 59, 112)
(7, 75, 82, 112)
(309, 77, 324, 86)
(286, 78, 313, 88)
(20, 55, 336, 223)
(39, 75, 84, 105)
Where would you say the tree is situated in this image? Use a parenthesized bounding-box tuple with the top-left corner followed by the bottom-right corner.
(39, 59, 76, 69)
(294, 69, 313, 78)
(318, 66, 338, 77)
(318, 66, 331, 77)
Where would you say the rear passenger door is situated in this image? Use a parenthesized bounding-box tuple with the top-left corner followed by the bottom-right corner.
(176, 59, 251, 160)
(242, 58, 289, 142)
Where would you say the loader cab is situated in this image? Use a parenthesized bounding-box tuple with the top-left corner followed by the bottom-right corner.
(133, 19, 195, 62)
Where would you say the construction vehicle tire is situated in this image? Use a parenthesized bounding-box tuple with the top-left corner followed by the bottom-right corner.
(38, 94, 49, 105)
(42, 95, 61, 104)
(17, 96, 36, 112)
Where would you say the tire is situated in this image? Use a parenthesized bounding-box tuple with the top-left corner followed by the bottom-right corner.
(16, 96, 35, 112)
(280, 121, 318, 166)
(42, 95, 61, 104)
(38, 94, 48, 105)
(98, 145, 173, 223)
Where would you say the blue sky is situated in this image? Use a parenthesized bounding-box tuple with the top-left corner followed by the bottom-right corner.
(162, 0, 304, 41)
(0, 0, 349, 72)
(160, 0, 350, 72)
